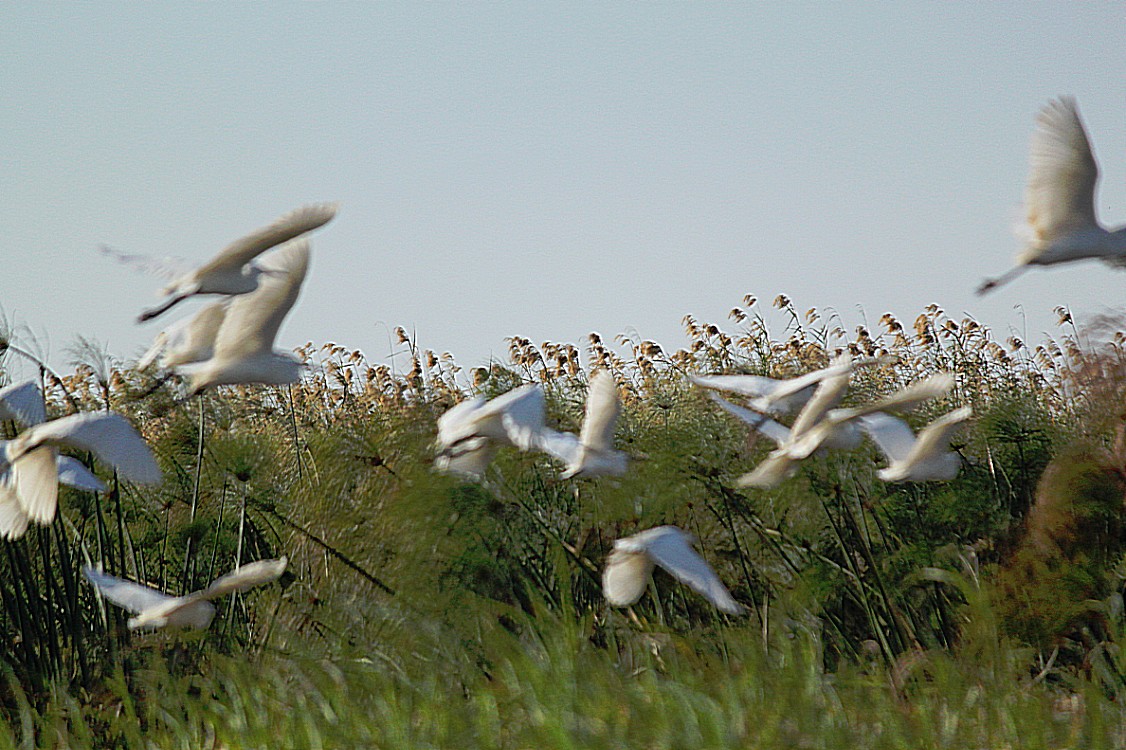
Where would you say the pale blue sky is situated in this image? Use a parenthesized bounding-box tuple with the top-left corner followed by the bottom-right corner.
(3, 3, 1125, 374)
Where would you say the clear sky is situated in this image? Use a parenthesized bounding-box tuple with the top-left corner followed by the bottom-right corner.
(3, 3, 1125, 375)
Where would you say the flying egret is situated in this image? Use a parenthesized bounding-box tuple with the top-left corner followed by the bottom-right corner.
(176, 239, 310, 394)
(738, 373, 954, 488)
(0, 412, 161, 538)
(689, 354, 893, 416)
(603, 526, 744, 615)
(84, 557, 288, 630)
(854, 406, 973, 482)
(434, 384, 547, 478)
(534, 371, 629, 478)
(978, 97, 1126, 294)
(102, 203, 336, 322)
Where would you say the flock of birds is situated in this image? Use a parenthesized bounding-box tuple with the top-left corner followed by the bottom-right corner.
(0, 96, 1118, 627)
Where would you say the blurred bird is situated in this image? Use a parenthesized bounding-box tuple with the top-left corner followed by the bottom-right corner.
(738, 373, 954, 488)
(84, 557, 288, 630)
(534, 371, 629, 478)
(855, 406, 973, 482)
(0, 412, 161, 539)
(102, 203, 336, 321)
(175, 239, 310, 394)
(603, 526, 744, 615)
(0, 381, 46, 427)
(979, 97, 1126, 294)
(434, 384, 546, 478)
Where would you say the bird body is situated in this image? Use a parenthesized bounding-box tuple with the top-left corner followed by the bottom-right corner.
(603, 526, 743, 615)
(534, 371, 629, 478)
(176, 239, 310, 394)
(855, 406, 972, 482)
(84, 557, 287, 630)
(105, 203, 337, 321)
(979, 97, 1126, 294)
(434, 384, 546, 478)
(138, 299, 230, 370)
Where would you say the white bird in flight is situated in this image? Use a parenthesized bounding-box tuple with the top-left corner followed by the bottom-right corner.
(534, 371, 629, 478)
(736, 373, 954, 488)
(434, 384, 547, 478)
(102, 202, 336, 322)
(84, 557, 288, 630)
(979, 97, 1126, 294)
(854, 406, 973, 482)
(603, 526, 744, 615)
(0, 412, 162, 539)
(175, 239, 311, 395)
(0, 381, 47, 427)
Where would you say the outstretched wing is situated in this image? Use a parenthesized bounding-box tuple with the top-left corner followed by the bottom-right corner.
(15, 413, 161, 484)
(201, 557, 288, 600)
(197, 203, 337, 276)
(707, 393, 791, 446)
(1024, 97, 1099, 246)
(83, 567, 175, 614)
(56, 456, 106, 492)
(0, 381, 46, 427)
(906, 407, 973, 464)
(643, 527, 743, 615)
(579, 371, 620, 452)
(854, 412, 916, 463)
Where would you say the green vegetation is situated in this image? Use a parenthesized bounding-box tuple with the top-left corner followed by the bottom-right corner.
(1, 296, 1125, 748)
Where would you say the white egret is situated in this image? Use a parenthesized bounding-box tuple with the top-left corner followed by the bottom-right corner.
(176, 239, 310, 394)
(0, 412, 161, 538)
(434, 384, 546, 478)
(855, 406, 973, 482)
(84, 557, 287, 630)
(534, 371, 629, 478)
(738, 373, 954, 488)
(603, 526, 743, 615)
(979, 97, 1126, 294)
(103, 203, 336, 321)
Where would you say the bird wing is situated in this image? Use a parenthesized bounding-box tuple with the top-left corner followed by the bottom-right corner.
(788, 371, 851, 440)
(14, 413, 161, 484)
(98, 245, 192, 282)
(9, 446, 59, 525)
(83, 566, 176, 614)
(55, 456, 106, 492)
(853, 412, 917, 463)
(436, 397, 488, 448)
(0, 381, 46, 426)
(706, 393, 791, 446)
(1024, 97, 1099, 244)
(0, 478, 30, 540)
(142, 300, 230, 369)
(579, 371, 620, 452)
(905, 407, 973, 465)
(736, 451, 798, 489)
(832, 373, 954, 424)
(211, 239, 310, 360)
(689, 373, 784, 400)
(196, 203, 337, 276)
(532, 428, 582, 466)
(434, 440, 498, 478)
(602, 547, 656, 607)
(201, 557, 288, 600)
(643, 527, 743, 615)
(484, 385, 546, 451)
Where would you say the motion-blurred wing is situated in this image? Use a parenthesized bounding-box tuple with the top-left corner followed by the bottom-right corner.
(14, 413, 161, 484)
(201, 557, 288, 600)
(707, 393, 791, 446)
(579, 371, 621, 452)
(83, 566, 176, 614)
(1025, 97, 1098, 245)
(56, 456, 106, 493)
(0, 381, 46, 427)
(853, 412, 916, 464)
(198, 203, 337, 276)
(644, 528, 743, 615)
(906, 407, 973, 465)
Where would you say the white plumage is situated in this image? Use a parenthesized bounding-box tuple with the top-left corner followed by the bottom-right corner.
(979, 97, 1126, 294)
(434, 384, 547, 478)
(534, 371, 629, 478)
(138, 299, 230, 370)
(604, 526, 743, 615)
(855, 406, 973, 482)
(0, 381, 47, 427)
(84, 557, 288, 630)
